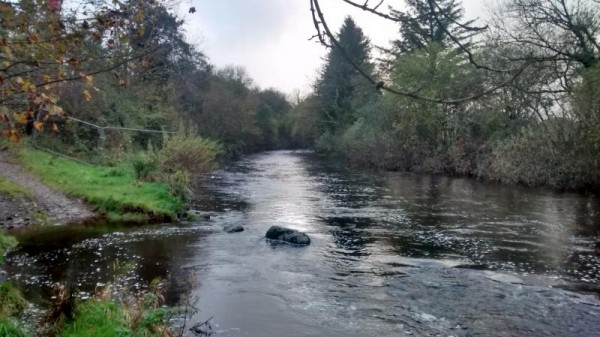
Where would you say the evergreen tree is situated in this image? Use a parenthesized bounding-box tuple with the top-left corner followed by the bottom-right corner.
(315, 17, 373, 133)
(390, 0, 475, 54)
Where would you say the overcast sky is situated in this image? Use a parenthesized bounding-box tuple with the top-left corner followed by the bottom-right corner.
(178, 0, 488, 94)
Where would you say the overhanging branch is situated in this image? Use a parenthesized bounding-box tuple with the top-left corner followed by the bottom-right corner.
(310, 0, 529, 104)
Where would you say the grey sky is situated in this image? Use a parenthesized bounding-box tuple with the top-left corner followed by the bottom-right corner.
(180, 0, 487, 94)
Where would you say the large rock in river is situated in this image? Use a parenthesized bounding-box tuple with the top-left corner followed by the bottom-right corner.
(265, 226, 311, 246)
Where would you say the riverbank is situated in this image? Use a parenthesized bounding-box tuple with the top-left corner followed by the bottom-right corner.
(322, 148, 600, 195)
(0, 146, 183, 230)
(0, 143, 188, 335)
(0, 151, 95, 230)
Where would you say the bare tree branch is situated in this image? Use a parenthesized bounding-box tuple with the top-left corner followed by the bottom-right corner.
(310, 0, 529, 104)
(426, 0, 510, 73)
(339, 0, 399, 21)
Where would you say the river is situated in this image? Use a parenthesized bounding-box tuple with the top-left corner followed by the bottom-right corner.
(5, 150, 600, 336)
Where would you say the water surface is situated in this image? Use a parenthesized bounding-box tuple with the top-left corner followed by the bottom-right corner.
(6, 150, 600, 336)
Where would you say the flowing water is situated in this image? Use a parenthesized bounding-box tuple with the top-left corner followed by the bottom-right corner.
(5, 150, 600, 336)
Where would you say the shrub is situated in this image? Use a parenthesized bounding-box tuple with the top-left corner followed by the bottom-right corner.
(339, 119, 388, 168)
(163, 170, 193, 202)
(130, 151, 159, 181)
(315, 131, 337, 154)
(157, 134, 221, 177)
(486, 123, 598, 190)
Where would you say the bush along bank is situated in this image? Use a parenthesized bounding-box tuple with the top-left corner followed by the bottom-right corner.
(287, 13, 600, 193)
(14, 133, 221, 224)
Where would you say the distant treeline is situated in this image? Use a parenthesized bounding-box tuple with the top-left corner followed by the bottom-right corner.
(3, 0, 598, 192)
(288, 0, 600, 192)
(1, 0, 296, 158)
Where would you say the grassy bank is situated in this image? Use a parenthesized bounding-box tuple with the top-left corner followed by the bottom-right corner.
(0, 232, 17, 263)
(57, 299, 175, 337)
(0, 280, 179, 337)
(0, 247, 30, 336)
(17, 148, 183, 222)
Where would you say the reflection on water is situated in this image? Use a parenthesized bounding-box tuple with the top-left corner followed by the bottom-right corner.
(5, 150, 600, 336)
(375, 174, 600, 285)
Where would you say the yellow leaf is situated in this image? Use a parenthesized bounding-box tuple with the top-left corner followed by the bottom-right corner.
(8, 129, 20, 143)
(13, 112, 29, 124)
(21, 81, 36, 93)
(51, 123, 59, 132)
(46, 94, 59, 104)
(47, 103, 64, 115)
(43, 74, 51, 83)
(34, 121, 43, 131)
(85, 75, 93, 83)
(83, 89, 92, 101)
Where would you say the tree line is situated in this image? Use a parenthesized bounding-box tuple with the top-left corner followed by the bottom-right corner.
(0, 0, 294, 158)
(2, 0, 599, 191)
(292, 0, 600, 191)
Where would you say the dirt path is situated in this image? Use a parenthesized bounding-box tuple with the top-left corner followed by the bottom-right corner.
(0, 151, 96, 230)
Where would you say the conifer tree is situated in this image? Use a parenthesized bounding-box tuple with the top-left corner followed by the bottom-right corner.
(390, 0, 476, 54)
(315, 17, 373, 132)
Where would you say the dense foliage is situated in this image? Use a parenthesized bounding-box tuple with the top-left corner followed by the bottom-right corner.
(2, 0, 599, 192)
(295, 0, 600, 192)
(0, 0, 293, 163)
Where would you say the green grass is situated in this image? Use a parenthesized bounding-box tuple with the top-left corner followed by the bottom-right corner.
(0, 316, 32, 337)
(58, 301, 130, 337)
(17, 149, 182, 221)
(58, 300, 172, 337)
(0, 283, 27, 317)
(0, 176, 32, 198)
(0, 232, 17, 263)
(0, 280, 30, 337)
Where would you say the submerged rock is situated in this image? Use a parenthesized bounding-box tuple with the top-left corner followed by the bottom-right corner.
(265, 226, 311, 246)
(186, 210, 211, 221)
(224, 224, 244, 233)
